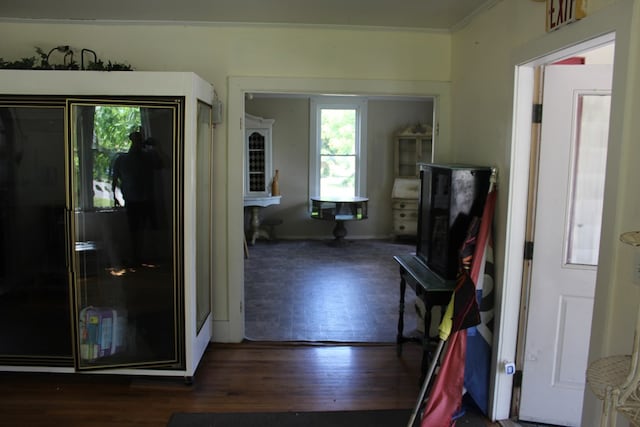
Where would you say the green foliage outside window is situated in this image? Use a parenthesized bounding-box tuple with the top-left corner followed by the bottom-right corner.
(320, 109, 356, 195)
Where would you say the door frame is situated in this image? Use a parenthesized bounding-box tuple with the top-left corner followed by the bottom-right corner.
(215, 77, 452, 343)
(498, 1, 633, 421)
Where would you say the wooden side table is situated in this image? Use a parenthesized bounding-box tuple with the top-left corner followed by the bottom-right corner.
(394, 254, 454, 381)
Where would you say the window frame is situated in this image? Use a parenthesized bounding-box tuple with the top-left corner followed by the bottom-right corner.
(309, 96, 368, 202)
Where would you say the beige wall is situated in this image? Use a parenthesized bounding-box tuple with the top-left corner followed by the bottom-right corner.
(0, 22, 450, 339)
(0, 21, 451, 94)
(451, 0, 640, 423)
(245, 96, 433, 239)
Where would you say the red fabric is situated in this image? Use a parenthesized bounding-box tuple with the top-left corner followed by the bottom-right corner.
(420, 187, 497, 426)
(470, 189, 497, 284)
(420, 331, 467, 427)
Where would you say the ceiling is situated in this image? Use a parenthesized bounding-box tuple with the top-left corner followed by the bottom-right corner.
(1, 0, 496, 31)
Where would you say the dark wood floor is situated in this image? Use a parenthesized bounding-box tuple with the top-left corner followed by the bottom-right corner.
(0, 342, 435, 427)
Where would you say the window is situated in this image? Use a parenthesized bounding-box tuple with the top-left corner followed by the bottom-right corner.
(310, 97, 367, 200)
(565, 93, 611, 266)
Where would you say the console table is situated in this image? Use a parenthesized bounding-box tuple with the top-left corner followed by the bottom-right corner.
(310, 196, 368, 244)
(394, 254, 455, 380)
(244, 195, 282, 245)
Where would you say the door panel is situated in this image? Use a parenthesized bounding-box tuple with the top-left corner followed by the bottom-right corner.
(519, 64, 612, 425)
(0, 102, 72, 365)
(70, 99, 184, 370)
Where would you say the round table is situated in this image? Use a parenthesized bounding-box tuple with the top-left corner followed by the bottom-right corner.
(310, 196, 368, 245)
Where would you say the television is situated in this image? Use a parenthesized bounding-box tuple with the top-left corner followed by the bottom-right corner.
(416, 163, 492, 280)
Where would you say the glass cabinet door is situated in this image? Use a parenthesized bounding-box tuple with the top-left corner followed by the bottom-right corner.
(0, 101, 72, 365)
(70, 98, 184, 370)
(196, 101, 212, 332)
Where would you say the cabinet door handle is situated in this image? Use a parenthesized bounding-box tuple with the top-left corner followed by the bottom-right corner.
(399, 213, 406, 218)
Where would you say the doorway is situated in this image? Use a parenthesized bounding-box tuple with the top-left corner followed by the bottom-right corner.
(216, 77, 452, 343)
(242, 93, 434, 342)
(512, 40, 614, 426)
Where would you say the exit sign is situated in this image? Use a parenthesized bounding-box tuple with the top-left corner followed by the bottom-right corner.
(546, 0, 586, 32)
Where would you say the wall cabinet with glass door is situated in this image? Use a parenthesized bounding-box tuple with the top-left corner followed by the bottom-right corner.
(0, 71, 214, 379)
(244, 113, 275, 197)
(394, 124, 433, 178)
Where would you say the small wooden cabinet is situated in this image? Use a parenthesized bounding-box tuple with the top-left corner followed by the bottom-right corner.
(391, 178, 421, 237)
(392, 124, 432, 238)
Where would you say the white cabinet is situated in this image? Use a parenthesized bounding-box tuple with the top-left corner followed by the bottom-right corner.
(392, 124, 432, 238)
(391, 178, 421, 237)
(245, 113, 275, 197)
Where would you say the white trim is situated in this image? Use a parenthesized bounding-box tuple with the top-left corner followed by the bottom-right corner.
(223, 76, 451, 343)
(0, 17, 452, 33)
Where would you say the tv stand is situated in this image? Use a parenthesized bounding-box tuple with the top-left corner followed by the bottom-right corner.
(394, 254, 455, 381)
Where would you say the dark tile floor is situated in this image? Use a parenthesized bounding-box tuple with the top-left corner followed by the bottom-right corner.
(244, 238, 418, 342)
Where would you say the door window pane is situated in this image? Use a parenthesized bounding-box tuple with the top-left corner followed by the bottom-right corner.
(566, 93, 611, 266)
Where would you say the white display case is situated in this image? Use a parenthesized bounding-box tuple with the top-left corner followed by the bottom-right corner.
(0, 70, 214, 380)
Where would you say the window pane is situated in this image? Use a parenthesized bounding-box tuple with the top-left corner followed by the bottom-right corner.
(320, 108, 356, 198)
(566, 94, 611, 266)
(320, 155, 355, 199)
(321, 109, 356, 155)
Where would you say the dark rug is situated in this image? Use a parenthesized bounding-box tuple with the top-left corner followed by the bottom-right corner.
(167, 409, 411, 427)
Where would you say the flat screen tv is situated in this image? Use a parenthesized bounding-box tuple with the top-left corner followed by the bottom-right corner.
(416, 163, 492, 280)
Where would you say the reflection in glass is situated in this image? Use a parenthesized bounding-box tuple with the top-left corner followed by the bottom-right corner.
(566, 94, 611, 266)
(71, 100, 183, 369)
(196, 101, 212, 332)
(0, 103, 72, 364)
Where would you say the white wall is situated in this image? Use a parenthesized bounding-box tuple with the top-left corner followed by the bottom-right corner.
(451, 0, 640, 423)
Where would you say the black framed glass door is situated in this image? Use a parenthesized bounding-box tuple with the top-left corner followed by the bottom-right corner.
(0, 100, 72, 366)
(69, 98, 184, 370)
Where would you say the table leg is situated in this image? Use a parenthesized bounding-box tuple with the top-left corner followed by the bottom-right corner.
(421, 294, 432, 383)
(249, 206, 261, 245)
(397, 273, 406, 357)
(248, 206, 271, 245)
(332, 219, 347, 243)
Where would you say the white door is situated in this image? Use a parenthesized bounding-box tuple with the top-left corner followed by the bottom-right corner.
(518, 64, 612, 425)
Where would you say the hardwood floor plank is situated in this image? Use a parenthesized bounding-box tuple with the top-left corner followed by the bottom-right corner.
(0, 343, 424, 427)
